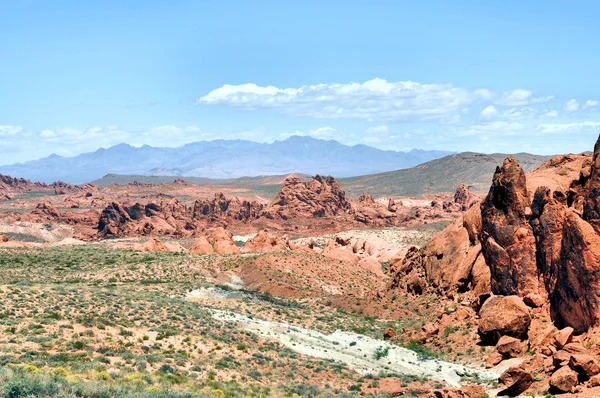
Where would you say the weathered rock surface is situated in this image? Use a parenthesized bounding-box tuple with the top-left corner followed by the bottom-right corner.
(242, 230, 291, 253)
(387, 205, 490, 298)
(481, 157, 539, 296)
(498, 365, 534, 396)
(496, 335, 526, 358)
(206, 227, 239, 254)
(189, 236, 215, 255)
(193, 193, 264, 222)
(478, 295, 531, 344)
(550, 365, 579, 393)
(453, 184, 480, 211)
(266, 175, 351, 219)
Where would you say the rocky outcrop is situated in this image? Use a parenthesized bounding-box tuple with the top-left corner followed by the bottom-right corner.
(188, 228, 239, 254)
(206, 227, 239, 254)
(387, 206, 490, 298)
(98, 200, 187, 237)
(193, 193, 264, 222)
(242, 230, 291, 253)
(0, 192, 13, 201)
(389, 135, 600, 334)
(453, 184, 480, 211)
(266, 175, 351, 219)
(189, 236, 215, 255)
(97, 193, 263, 238)
(32, 202, 62, 218)
(481, 157, 539, 296)
(353, 193, 400, 226)
(0, 174, 47, 191)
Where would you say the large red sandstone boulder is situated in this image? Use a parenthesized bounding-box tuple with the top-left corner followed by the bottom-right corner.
(206, 227, 239, 254)
(498, 365, 534, 396)
(242, 230, 291, 253)
(550, 365, 579, 393)
(496, 335, 526, 358)
(478, 295, 531, 344)
(569, 354, 600, 379)
(0, 235, 8, 243)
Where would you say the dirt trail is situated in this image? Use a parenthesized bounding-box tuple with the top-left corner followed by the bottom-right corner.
(210, 309, 498, 387)
(187, 288, 498, 387)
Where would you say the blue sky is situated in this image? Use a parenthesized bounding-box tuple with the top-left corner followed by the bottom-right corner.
(1, 0, 600, 164)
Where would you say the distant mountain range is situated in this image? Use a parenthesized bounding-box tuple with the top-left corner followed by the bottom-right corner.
(92, 152, 555, 198)
(0, 136, 454, 184)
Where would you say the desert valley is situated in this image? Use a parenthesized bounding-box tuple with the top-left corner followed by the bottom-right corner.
(1, 134, 600, 397)
(2, 2, 598, 397)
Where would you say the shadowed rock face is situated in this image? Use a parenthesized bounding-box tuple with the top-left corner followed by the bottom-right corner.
(481, 157, 539, 296)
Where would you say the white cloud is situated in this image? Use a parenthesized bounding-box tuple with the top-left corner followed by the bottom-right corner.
(495, 89, 554, 106)
(473, 89, 495, 100)
(564, 99, 579, 112)
(366, 125, 390, 134)
(0, 125, 23, 137)
(199, 78, 480, 123)
(537, 121, 600, 133)
(480, 105, 498, 120)
(584, 100, 599, 110)
(502, 107, 539, 120)
(544, 110, 559, 117)
(198, 79, 569, 123)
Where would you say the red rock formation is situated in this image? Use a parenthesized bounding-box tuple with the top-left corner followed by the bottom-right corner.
(242, 230, 291, 253)
(206, 227, 239, 254)
(387, 206, 490, 298)
(353, 192, 398, 226)
(266, 175, 351, 219)
(33, 202, 62, 218)
(388, 135, 600, 336)
(453, 184, 480, 211)
(193, 193, 263, 222)
(0, 174, 47, 191)
(189, 236, 215, 255)
(481, 157, 539, 296)
(97, 193, 263, 238)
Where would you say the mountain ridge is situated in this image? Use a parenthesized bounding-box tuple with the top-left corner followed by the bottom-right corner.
(0, 136, 454, 184)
